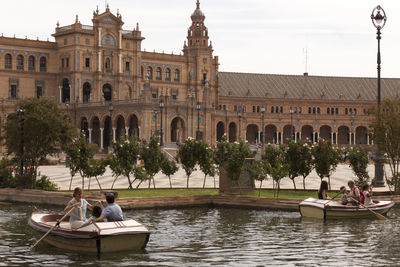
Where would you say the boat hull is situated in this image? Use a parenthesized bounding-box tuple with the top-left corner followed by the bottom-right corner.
(28, 213, 150, 253)
(299, 198, 394, 220)
(42, 232, 150, 253)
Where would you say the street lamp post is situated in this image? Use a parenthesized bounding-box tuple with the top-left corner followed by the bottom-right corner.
(238, 107, 242, 140)
(159, 98, 164, 146)
(290, 107, 295, 140)
(196, 101, 201, 141)
(261, 105, 265, 146)
(16, 109, 24, 176)
(108, 102, 113, 152)
(371, 5, 387, 187)
(65, 100, 70, 167)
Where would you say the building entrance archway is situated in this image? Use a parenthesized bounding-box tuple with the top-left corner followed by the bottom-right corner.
(171, 117, 185, 143)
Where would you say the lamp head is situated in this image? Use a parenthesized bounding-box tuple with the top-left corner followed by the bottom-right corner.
(371, 6, 387, 30)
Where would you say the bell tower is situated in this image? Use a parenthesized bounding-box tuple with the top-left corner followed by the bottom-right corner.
(183, 0, 212, 54)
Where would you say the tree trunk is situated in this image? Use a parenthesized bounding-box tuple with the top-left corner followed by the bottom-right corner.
(187, 175, 190, 189)
(214, 176, 216, 188)
(258, 180, 263, 197)
(277, 181, 281, 199)
(94, 176, 102, 191)
(292, 177, 297, 191)
(88, 177, 91, 191)
(203, 174, 207, 188)
(136, 180, 143, 189)
(328, 176, 331, 190)
(111, 176, 118, 190)
(303, 176, 306, 190)
(152, 177, 156, 189)
(168, 176, 172, 188)
(148, 179, 151, 188)
(69, 174, 74, 191)
(126, 175, 133, 189)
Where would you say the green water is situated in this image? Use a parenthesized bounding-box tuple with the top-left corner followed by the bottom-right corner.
(0, 203, 399, 266)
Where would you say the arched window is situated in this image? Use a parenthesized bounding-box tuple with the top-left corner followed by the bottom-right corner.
(271, 106, 274, 113)
(39, 57, 47, 72)
(156, 67, 162, 80)
(327, 107, 330, 114)
(5, 54, 12, 69)
(101, 34, 116, 46)
(105, 58, 111, 72)
(17, 55, 24, 70)
(103, 83, 112, 101)
(174, 69, 180, 82)
(345, 108, 348, 115)
(146, 67, 153, 80)
(28, 56, 35, 71)
(83, 82, 91, 104)
(165, 68, 171, 81)
(61, 79, 70, 103)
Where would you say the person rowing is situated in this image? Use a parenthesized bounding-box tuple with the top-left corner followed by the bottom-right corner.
(64, 187, 101, 229)
(347, 180, 364, 205)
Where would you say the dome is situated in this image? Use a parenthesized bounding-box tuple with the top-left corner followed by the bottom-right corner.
(191, 1, 205, 21)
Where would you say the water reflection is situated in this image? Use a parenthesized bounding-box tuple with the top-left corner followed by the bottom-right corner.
(0, 203, 399, 266)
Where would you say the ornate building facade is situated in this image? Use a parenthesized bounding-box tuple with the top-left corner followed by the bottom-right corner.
(0, 1, 398, 152)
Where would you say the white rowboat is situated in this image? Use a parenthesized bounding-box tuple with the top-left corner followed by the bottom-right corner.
(299, 197, 394, 220)
(28, 212, 150, 254)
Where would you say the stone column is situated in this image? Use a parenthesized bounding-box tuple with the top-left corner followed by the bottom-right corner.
(118, 30, 122, 49)
(98, 27, 102, 47)
(100, 128, 104, 150)
(88, 128, 92, 144)
(118, 54, 122, 73)
(113, 128, 116, 142)
(97, 51, 102, 72)
(125, 127, 129, 137)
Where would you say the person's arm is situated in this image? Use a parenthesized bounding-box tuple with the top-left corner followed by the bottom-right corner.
(64, 201, 79, 213)
(95, 214, 105, 222)
(323, 190, 331, 200)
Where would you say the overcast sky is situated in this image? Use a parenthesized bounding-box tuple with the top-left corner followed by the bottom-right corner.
(2, 0, 400, 78)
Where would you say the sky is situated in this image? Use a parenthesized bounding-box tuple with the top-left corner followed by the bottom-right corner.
(2, 0, 400, 78)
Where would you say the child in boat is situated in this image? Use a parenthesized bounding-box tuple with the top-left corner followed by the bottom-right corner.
(362, 184, 374, 205)
(79, 205, 103, 228)
(339, 186, 348, 205)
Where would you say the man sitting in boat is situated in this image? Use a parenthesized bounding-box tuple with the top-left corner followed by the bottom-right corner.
(348, 180, 364, 205)
(64, 187, 101, 229)
(95, 193, 123, 222)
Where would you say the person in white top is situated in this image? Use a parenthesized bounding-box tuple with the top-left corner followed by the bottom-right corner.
(362, 184, 374, 205)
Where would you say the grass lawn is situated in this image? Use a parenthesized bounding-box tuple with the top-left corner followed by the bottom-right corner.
(62, 188, 339, 200)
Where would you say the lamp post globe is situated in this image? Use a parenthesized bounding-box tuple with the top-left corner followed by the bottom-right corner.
(261, 105, 265, 146)
(159, 99, 164, 147)
(108, 102, 113, 151)
(371, 5, 387, 187)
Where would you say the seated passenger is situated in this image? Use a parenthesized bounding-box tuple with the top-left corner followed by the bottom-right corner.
(339, 186, 348, 205)
(79, 205, 103, 228)
(318, 180, 331, 200)
(362, 184, 374, 205)
(64, 187, 97, 229)
(95, 193, 123, 222)
(348, 180, 364, 205)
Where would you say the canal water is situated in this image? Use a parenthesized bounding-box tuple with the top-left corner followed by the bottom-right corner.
(1, 203, 399, 266)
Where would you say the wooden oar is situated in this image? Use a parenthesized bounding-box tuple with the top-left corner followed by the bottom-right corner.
(349, 196, 388, 220)
(323, 191, 342, 205)
(0, 201, 12, 207)
(30, 206, 76, 250)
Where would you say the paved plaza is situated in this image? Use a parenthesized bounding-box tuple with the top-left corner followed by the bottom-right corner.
(39, 163, 392, 192)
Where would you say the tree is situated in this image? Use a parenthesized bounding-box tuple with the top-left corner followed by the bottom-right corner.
(263, 145, 288, 198)
(4, 98, 74, 188)
(140, 135, 164, 188)
(65, 134, 105, 190)
(298, 140, 314, 190)
(108, 136, 140, 189)
(348, 146, 370, 187)
(311, 139, 339, 189)
(160, 156, 179, 188)
(246, 159, 268, 197)
(65, 135, 97, 190)
(284, 140, 303, 190)
(177, 137, 199, 188)
(197, 142, 216, 188)
(370, 98, 400, 192)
